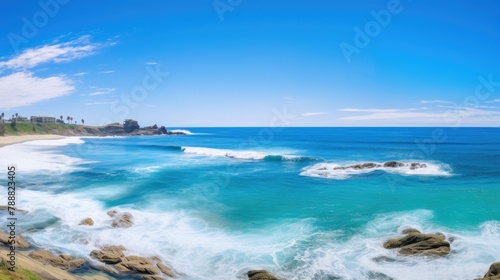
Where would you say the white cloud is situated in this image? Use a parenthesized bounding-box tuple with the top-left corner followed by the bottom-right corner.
(301, 112, 326, 116)
(99, 70, 115, 74)
(339, 106, 500, 124)
(88, 87, 115, 96)
(85, 101, 118, 105)
(338, 108, 399, 113)
(0, 72, 74, 109)
(420, 100, 453, 104)
(146, 62, 158, 65)
(486, 99, 500, 103)
(0, 35, 106, 70)
(74, 72, 87, 76)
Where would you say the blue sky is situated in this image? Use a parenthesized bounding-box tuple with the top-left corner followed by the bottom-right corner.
(0, 0, 499, 127)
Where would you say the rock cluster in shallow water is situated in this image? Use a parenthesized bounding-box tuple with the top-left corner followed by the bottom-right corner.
(91, 245, 175, 279)
(330, 161, 427, 171)
(383, 228, 451, 256)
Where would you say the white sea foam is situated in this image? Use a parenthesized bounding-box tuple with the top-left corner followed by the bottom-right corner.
(276, 210, 500, 280)
(0, 137, 86, 173)
(300, 161, 452, 179)
(6, 191, 499, 280)
(9, 189, 317, 279)
(169, 129, 193, 135)
(182, 146, 309, 161)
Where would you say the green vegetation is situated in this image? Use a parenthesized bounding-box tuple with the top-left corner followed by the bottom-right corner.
(2, 122, 96, 136)
(0, 124, 4, 136)
(0, 260, 42, 280)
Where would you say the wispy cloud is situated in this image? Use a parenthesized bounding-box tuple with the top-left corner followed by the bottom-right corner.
(85, 101, 118, 105)
(146, 62, 158, 65)
(99, 70, 115, 74)
(88, 87, 115, 96)
(486, 99, 500, 103)
(339, 105, 500, 123)
(0, 35, 115, 109)
(301, 112, 327, 116)
(339, 108, 399, 113)
(0, 72, 74, 109)
(420, 100, 454, 104)
(0, 35, 110, 70)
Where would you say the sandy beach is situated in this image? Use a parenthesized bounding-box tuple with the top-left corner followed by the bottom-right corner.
(0, 135, 65, 148)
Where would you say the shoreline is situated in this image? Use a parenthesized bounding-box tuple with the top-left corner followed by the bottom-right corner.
(0, 135, 66, 148)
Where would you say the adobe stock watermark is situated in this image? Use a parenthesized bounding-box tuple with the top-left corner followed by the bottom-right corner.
(8, 0, 70, 53)
(186, 106, 295, 209)
(443, 73, 500, 127)
(72, 63, 169, 159)
(111, 63, 169, 119)
(383, 73, 499, 190)
(213, 0, 242, 21)
(339, 0, 408, 63)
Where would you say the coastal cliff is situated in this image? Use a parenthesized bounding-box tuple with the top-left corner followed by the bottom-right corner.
(0, 119, 185, 137)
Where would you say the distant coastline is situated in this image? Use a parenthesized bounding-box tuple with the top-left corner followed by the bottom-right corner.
(0, 119, 186, 138)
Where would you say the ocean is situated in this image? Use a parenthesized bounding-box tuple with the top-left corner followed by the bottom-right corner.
(1, 127, 499, 279)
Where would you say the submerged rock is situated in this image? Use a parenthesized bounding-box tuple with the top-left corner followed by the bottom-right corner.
(383, 161, 405, 168)
(477, 262, 500, 280)
(107, 209, 118, 217)
(79, 217, 94, 226)
(383, 229, 450, 256)
(0, 231, 30, 249)
(111, 212, 134, 228)
(247, 270, 279, 280)
(410, 163, 427, 170)
(29, 250, 86, 270)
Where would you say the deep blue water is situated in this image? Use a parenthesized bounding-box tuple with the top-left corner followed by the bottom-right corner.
(1, 127, 499, 279)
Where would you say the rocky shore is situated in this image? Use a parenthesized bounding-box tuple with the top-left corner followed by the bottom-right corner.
(0, 207, 496, 279)
(59, 119, 187, 137)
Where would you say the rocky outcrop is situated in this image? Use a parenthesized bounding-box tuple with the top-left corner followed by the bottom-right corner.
(0, 231, 30, 249)
(334, 162, 381, 170)
(79, 217, 94, 226)
(124, 119, 140, 133)
(99, 123, 126, 135)
(383, 229, 450, 256)
(91, 245, 176, 279)
(114, 256, 161, 275)
(111, 212, 134, 228)
(477, 262, 500, 280)
(247, 270, 279, 280)
(159, 126, 167, 134)
(28, 250, 86, 270)
(383, 161, 405, 168)
(90, 245, 126, 264)
(410, 162, 427, 170)
(330, 161, 427, 171)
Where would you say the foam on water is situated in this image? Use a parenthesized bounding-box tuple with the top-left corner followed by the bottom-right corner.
(181, 146, 313, 161)
(0, 137, 86, 173)
(6, 190, 499, 280)
(170, 129, 194, 135)
(300, 161, 452, 179)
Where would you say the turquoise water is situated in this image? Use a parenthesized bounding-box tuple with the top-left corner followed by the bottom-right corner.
(1, 128, 499, 279)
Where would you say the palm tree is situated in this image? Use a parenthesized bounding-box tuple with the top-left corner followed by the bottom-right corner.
(81, 119, 85, 126)
(60, 115, 63, 123)
(15, 113, 18, 119)
(1, 113, 4, 123)
(67, 116, 70, 124)
(70, 117, 73, 124)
